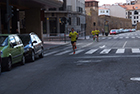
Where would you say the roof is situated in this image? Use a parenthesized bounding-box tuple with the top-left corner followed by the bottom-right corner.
(85, 0, 99, 2)
(120, 4, 140, 10)
(99, 7, 109, 10)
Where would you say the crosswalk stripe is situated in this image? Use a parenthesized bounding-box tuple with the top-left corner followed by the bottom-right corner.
(69, 49, 84, 55)
(44, 51, 59, 56)
(85, 49, 98, 54)
(116, 49, 125, 54)
(132, 48, 140, 53)
(100, 49, 111, 54)
(81, 43, 93, 48)
(55, 50, 72, 56)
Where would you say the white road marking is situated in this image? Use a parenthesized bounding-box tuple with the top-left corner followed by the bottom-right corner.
(130, 77, 140, 81)
(100, 49, 111, 54)
(116, 49, 125, 54)
(69, 49, 84, 55)
(125, 37, 129, 39)
(132, 48, 140, 53)
(99, 45, 106, 49)
(76, 55, 140, 59)
(102, 37, 106, 39)
(55, 50, 71, 56)
(81, 43, 93, 48)
(123, 41, 127, 48)
(119, 37, 123, 39)
(85, 49, 98, 54)
(108, 37, 112, 39)
(113, 37, 118, 39)
(44, 51, 59, 56)
(131, 37, 135, 39)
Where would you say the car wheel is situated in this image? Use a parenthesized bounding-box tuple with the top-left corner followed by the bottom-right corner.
(21, 55, 25, 65)
(39, 48, 44, 58)
(6, 57, 12, 71)
(30, 51, 35, 62)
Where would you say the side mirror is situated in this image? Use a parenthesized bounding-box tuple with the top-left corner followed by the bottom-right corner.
(10, 43, 17, 48)
(32, 41, 37, 44)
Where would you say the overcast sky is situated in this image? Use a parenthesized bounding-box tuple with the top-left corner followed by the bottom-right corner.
(98, 0, 126, 6)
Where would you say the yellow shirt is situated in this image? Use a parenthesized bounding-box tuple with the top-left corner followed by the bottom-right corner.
(91, 30, 96, 35)
(95, 30, 100, 34)
(69, 31, 78, 41)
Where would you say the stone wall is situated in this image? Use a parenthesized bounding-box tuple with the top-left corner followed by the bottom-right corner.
(86, 8, 136, 36)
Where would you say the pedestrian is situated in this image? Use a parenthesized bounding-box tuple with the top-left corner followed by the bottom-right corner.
(102, 28, 104, 36)
(95, 28, 100, 42)
(69, 28, 79, 54)
(91, 29, 96, 41)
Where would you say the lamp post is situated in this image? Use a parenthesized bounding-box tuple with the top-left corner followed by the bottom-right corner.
(6, 0, 10, 34)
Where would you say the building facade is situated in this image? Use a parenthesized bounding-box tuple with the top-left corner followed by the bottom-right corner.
(98, 8, 110, 16)
(0, 0, 62, 40)
(120, 4, 140, 26)
(109, 5, 126, 18)
(44, 0, 86, 38)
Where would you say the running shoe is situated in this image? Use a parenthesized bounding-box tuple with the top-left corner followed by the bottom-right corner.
(73, 51, 75, 54)
(75, 46, 77, 49)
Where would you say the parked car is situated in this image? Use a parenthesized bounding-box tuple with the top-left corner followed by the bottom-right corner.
(132, 29, 136, 32)
(18, 33, 44, 62)
(0, 34, 25, 71)
(110, 29, 119, 35)
(122, 29, 129, 33)
(119, 28, 124, 33)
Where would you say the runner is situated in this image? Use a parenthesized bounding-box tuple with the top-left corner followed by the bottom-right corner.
(69, 28, 79, 54)
(91, 29, 96, 41)
(95, 28, 100, 42)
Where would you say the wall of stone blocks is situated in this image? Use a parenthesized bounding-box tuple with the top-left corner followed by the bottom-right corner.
(86, 8, 134, 36)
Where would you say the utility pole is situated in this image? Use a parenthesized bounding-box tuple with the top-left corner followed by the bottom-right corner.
(6, 0, 10, 34)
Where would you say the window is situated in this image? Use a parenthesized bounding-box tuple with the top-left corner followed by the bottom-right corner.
(77, 17, 80, 26)
(137, 16, 139, 19)
(134, 21, 136, 23)
(106, 11, 108, 13)
(69, 17, 71, 25)
(10, 36, 16, 44)
(0, 36, 8, 46)
(134, 16, 136, 19)
(134, 11, 138, 15)
(14, 36, 22, 45)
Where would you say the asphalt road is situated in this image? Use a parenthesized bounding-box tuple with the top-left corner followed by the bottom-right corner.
(1, 31, 140, 94)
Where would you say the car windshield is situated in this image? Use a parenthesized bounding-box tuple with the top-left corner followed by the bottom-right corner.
(111, 30, 116, 32)
(18, 35, 30, 46)
(0, 36, 8, 46)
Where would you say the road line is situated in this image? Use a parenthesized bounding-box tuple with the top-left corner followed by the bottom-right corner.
(69, 49, 84, 55)
(132, 48, 140, 53)
(123, 41, 127, 48)
(55, 50, 71, 56)
(100, 49, 111, 54)
(130, 77, 140, 81)
(116, 49, 125, 54)
(85, 49, 98, 54)
(81, 43, 93, 48)
(76, 55, 140, 59)
(44, 51, 59, 56)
